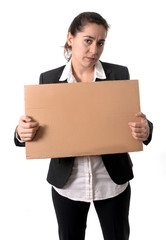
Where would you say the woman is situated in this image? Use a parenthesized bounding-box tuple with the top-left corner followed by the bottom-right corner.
(15, 12, 153, 240)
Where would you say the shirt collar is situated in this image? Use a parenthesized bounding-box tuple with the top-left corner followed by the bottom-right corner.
(59, 59, 106, 83)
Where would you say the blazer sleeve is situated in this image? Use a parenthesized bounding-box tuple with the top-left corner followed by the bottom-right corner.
(14, 127, 25, 147)
(143, 120, 153, 145)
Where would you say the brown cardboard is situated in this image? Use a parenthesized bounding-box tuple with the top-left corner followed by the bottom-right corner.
(24, 80, 143, 159)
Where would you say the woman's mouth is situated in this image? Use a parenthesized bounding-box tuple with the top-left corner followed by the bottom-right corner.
(87, 57, 96, 61)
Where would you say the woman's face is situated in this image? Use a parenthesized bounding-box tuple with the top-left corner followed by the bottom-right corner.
(67, 23, 107, 70)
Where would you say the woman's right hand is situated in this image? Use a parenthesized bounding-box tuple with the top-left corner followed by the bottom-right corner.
(16, 116, 39, 142)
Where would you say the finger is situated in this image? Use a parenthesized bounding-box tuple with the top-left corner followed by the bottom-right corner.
(19, 126, 39, 134)
(128, 122, 143, 128)
(19, 116, 39, 129)
(132, 135, 147, 141)
(21, 121, 39, 129)
(135, 112, 147, 121)
(19, 116, 39, 126)
(132, 131, 147, 137)
(20, 135, 32, 141)
(131, 134, 148, 141)
(129, 127, 143, 133)
(21, 136, 34, 142)
(20, 115, 32, 123)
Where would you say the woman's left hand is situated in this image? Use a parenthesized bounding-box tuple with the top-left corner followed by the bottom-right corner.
(128, 112, 149, 142)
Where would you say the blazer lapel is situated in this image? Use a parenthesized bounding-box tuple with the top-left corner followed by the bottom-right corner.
(96, 61, 113, 82)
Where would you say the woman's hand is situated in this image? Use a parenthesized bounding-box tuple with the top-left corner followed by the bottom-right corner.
(16, 116, 39, 142)
(128, 112, 149, 142)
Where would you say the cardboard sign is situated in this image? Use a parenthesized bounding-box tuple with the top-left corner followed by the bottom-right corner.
(24, 80, 143, 159)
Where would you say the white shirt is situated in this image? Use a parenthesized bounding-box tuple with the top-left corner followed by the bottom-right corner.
(53, 60, 128, 202)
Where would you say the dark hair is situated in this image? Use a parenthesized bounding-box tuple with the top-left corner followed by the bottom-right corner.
(64, 12, 110, 61)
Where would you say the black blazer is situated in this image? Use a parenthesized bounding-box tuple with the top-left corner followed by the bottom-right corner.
(15, 61, 153, 188)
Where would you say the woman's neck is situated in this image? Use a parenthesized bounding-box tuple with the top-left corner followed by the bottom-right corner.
(71, 62, 95, 83)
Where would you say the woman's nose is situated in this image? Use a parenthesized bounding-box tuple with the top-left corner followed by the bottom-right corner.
(89, 43, 98, 54)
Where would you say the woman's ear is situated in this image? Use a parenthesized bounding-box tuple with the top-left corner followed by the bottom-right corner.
(67, 32, 73, 47)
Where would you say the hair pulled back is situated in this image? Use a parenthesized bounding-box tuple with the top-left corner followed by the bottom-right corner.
(64, 12, 109, 61)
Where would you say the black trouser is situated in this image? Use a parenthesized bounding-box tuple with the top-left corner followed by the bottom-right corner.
(52, 184, 131, 240)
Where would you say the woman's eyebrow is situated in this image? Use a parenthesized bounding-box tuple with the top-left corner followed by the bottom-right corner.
(83, 35, 105, 41)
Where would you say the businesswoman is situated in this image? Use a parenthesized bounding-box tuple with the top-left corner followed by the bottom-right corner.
(15, 12, 153, 240)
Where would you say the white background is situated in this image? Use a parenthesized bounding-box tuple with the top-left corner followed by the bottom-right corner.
(0, 0, 166, 239)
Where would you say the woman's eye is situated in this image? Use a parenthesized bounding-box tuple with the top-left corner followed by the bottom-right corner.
(85, 39, 92, 44)
(98, 41, 104, 47)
